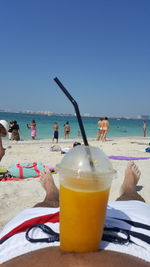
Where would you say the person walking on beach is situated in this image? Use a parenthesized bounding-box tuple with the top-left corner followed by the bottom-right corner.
(0, 120, 8, 161)
(52, 122, 59, 143)
(143, 121, 147, 137)
(102, 117, 109, 142)
(96, 118, 103, 141)
(64, 121, 70, 139)
(27, 120, 36, 140)
(1, 162, 150, 266)
(11, 121, 20, 141)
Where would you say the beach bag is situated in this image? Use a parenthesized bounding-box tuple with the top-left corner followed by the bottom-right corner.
(8, 162, 44, 179)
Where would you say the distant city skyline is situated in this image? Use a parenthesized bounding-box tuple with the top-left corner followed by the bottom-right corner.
(1, 109, 150, 120)
(0, 0, 150, 117)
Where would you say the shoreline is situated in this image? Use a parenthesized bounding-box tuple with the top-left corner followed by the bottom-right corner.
(0, 136, 150, 231)
(2, 136, 150, 150)
(3, 135, 150, 143)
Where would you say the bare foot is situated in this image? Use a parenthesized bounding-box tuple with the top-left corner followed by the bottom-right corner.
(41, 168, 56, 189)
(120, 162, 141, 195)
(34, 168, 59, 208)
(125, 161, 141, 184)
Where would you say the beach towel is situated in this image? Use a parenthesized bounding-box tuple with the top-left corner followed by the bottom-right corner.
(8, 162, 44, 179)
(1, 177, 20, 182)
(44, 165, 56, 174)
(108, 156, 150, 160)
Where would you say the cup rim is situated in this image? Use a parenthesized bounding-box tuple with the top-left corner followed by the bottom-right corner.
(56, 164, 117, 177)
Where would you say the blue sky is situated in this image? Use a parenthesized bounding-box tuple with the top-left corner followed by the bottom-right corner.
(0, 0, 150, 117)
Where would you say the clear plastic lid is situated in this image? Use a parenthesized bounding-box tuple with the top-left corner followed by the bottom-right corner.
(57, 145, 116, 176)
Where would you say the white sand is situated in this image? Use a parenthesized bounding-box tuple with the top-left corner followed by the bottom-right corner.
(0, 137, 150, 232)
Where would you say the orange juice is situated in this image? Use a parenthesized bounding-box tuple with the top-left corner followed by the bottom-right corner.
(60, 178, 110, 252)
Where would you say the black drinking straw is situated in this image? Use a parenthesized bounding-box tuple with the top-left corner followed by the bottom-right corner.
(54, 77, 95, 171)
(54, 77, 89, 146)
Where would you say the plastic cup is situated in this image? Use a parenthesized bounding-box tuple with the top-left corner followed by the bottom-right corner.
(57, 145, 116, 253)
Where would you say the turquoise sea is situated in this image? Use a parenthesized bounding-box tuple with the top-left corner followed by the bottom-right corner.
(0, 112, 149, 141)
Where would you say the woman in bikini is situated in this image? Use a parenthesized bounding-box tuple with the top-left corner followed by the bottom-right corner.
(102, 117, 109, 142)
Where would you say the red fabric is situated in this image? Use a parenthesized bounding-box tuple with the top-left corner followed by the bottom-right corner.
(0, 211, 59, 243)
(17, 163, 36, 169)
(16, 164, 24, 179)
(1, 177, 19, 181)
(33, 162, 41, 177)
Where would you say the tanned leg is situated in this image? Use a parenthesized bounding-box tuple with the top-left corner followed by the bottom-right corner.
(116, 161, 145, 202)
(34, 169, 59, 208)
(35, 162, 145, 205)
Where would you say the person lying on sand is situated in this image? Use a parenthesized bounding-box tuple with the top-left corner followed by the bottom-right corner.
(0, 162, 150, 266)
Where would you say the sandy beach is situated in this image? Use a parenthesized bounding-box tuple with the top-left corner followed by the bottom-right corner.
(0, 137, 150, 232)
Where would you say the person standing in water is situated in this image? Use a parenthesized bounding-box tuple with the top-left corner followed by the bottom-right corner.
(8, 120, 14, 140)
(96, 118, 103, 141)
(143, 121, 147, 137)
(27, 120, 36, 140)
(52, 122, 59, 143)
(11, 121, 20, 141)
(102, 117, 109, 142)
(64, 121, 70, 139)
